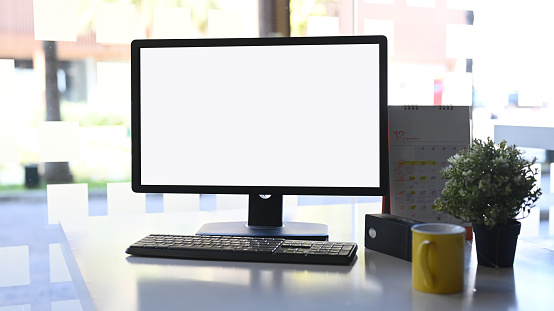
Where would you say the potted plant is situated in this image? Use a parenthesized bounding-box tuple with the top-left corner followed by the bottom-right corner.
(433, 138, 542, 267)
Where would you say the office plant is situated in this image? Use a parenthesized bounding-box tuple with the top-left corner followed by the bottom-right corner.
(433, 137, 542, 267)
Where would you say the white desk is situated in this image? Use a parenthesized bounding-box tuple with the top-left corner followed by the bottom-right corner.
(59, 203, 554, 311)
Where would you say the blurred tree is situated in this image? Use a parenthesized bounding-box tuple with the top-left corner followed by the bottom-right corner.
(43, 40, 73, 183)
(259, 0, 291, 37)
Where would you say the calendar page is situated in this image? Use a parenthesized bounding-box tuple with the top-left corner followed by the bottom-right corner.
(388, 106, 471, 223)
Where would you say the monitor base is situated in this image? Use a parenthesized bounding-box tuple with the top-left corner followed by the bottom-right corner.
(196, 221, 329, 241)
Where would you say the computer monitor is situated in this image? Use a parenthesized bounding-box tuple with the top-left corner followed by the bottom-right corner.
(131, 35, 388, 241)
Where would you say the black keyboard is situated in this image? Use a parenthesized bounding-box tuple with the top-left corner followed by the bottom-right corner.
(126, 234, 358, 265)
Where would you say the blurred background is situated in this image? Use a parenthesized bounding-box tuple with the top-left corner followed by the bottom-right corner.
(1, 1, 553, 310)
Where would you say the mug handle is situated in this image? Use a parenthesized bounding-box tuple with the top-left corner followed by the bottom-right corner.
(418, 240, 434, 290)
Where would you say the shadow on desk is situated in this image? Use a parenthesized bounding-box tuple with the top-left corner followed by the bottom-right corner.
(471, 266, 517, 306)
(126, 254, 356, 273)
(125, 255, 358, 310)
(362, 245, 518, 311)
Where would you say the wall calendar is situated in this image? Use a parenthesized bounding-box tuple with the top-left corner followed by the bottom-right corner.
(388, 105, 471, 224)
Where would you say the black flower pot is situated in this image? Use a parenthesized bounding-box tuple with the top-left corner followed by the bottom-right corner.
(472, 220, 521, 268)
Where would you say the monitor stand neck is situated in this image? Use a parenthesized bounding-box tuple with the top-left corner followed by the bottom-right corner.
(248, 194, 283, 227)
(196, 194, 329, 241)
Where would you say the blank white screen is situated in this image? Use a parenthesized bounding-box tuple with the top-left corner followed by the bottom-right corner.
(140, 43, 381, 188)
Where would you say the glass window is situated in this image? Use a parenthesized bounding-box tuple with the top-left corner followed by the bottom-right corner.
(0, 1, 552, 308)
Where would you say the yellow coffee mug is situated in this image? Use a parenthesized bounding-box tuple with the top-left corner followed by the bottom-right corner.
(412, 223, 465, 294)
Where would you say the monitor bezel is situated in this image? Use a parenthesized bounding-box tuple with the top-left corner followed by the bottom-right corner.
(131, 35, 388, 197)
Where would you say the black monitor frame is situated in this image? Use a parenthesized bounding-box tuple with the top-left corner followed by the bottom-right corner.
(131, 35, 388, 240)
